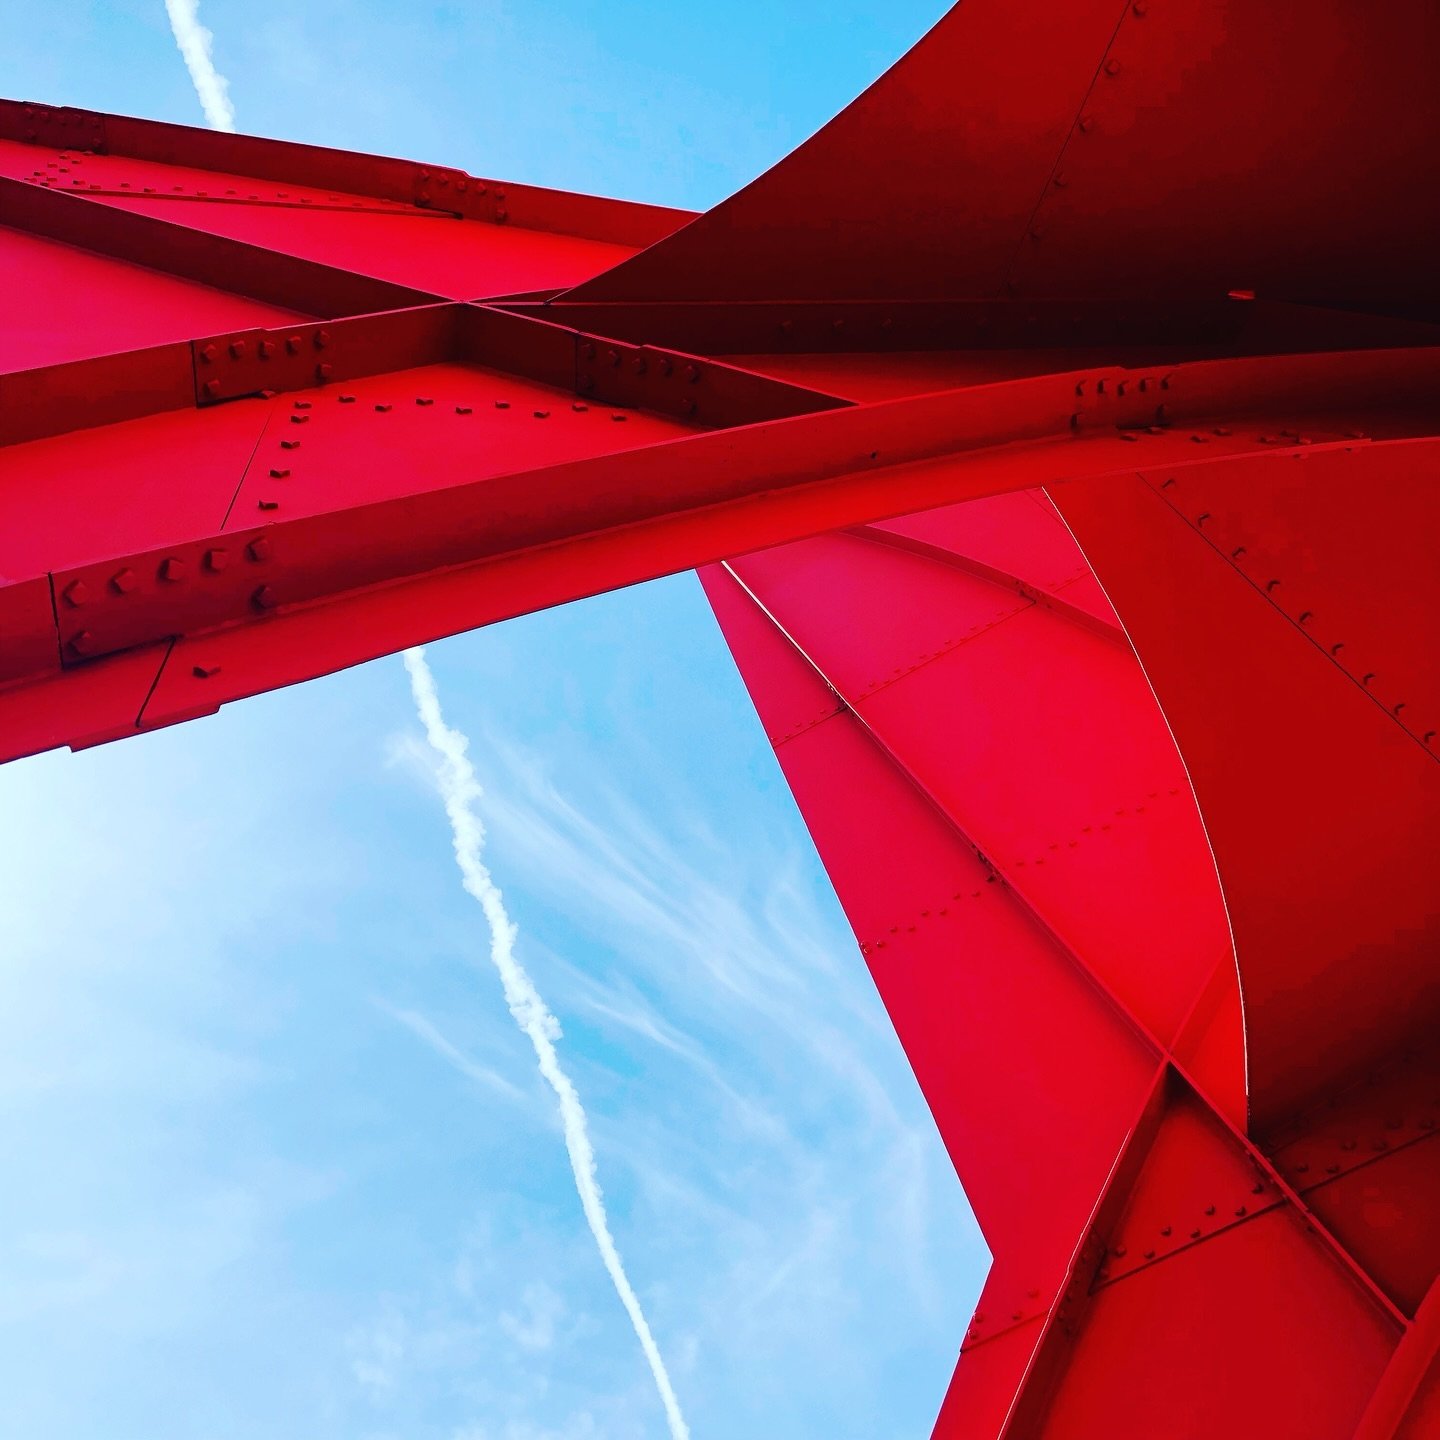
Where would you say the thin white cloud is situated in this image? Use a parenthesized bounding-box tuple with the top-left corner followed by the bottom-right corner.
(379, 1003, 526, 1103)
(402, 646, 692, 1440)
(163, 0, 237, 132)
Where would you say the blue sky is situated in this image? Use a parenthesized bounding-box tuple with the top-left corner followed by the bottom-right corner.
(0, 6, 986, 1438)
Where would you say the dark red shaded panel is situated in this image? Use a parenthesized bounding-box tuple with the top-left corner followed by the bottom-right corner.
(1010, 1, 1440, 306)
(1053, 454, 1440, 1130)
(573, 0, 1440, 311)
(1266, 1049, 1440, 1317)
(0, 225, 307, 372)
(568, 0, 1129, 302)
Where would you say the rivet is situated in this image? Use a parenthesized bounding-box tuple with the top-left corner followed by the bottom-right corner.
(252, 585, 277, 610)
(1234, 1205, 1247, 1217)
(110, 567, 138, 594)
(1204, 1205, 1216, 1216)
(1105, 59, 1122, 76)
(1143, 1249, 1155, 1260)
(1160, 1226, 1171, 1237)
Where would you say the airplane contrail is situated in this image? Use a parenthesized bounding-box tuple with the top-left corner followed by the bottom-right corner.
(163, 0, 236, 131)
(403, 646, 692, 1440)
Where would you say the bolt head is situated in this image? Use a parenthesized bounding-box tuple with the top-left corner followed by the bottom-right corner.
(316, 363, 333, 381)
(203, 379, 221, 399)
(205, 548, 229, 572)
(110, 567, 138, 594)
(247, 537, 272, 562)
(315, 329, 331, 350)
(61, 579, 89, 608)
(192, 662, 221, 679)
(258, 339, 275, 359)
(160, 557, 187, 582)
(199, 343, 218, 364)
(252, 584, 278, 611)
(69, 630, 96, 656)
(285, 335, 302, 355)
(229, 339, 247, 360)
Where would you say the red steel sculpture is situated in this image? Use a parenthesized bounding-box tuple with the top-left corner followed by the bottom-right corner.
(2, 2, 1438, 1433)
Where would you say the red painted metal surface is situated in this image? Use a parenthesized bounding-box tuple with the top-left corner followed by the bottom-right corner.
(2, 3, 1438, 1434)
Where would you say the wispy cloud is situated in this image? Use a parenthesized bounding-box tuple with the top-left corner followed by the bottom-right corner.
(163, 0, 237, 132)
(402, 646, 692, 1440)
(378, 1002, 526, 1103)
